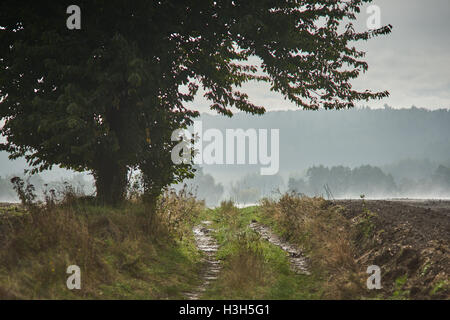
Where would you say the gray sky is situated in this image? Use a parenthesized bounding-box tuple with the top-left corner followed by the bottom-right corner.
(189, 0, 450, 113)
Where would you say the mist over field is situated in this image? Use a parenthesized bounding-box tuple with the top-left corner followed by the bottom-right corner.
(1, 106, 449, 205)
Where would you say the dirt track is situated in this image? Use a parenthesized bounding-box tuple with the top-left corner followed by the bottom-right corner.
(337, 199, 449, 299)
(184, 221, 221, 300)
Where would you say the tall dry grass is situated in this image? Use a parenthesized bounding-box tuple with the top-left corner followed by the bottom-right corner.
(156, 187, 204, 241)
(261, 194, 366, 299)
(0, 185, 204, 299)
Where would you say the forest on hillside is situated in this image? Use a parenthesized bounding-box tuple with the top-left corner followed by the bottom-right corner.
(198, 106, 450, 180)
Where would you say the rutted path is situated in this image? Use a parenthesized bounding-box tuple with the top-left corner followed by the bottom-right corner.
(249, 221, 310, 275)
(184, 221, 221, 300)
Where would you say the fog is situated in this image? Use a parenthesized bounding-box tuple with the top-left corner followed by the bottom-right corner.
(2, 107, 449, 206)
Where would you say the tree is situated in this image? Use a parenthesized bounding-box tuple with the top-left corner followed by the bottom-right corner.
(0, 1, 391, 205)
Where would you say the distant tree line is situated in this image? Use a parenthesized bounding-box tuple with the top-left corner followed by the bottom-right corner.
(288, 164, 450, 198)
(2, 163, 449, 205)
(198, 107, 450, 177)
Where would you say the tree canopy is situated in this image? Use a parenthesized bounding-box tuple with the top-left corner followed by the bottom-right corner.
(0, 0, 391, 205)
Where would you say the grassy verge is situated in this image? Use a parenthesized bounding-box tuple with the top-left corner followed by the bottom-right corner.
(3, 192, 444, 300)
(0, 191, 205, 299)
(259, 195, 369, 299)
(200, 201, 323, 299)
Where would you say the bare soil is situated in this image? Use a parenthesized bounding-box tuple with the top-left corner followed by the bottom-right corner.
(337, 199, 449, 299)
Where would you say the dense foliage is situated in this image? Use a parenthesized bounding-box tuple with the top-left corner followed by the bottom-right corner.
(0, 1, 391, 204)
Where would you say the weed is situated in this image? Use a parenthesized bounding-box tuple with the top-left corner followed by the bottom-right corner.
(391, 275, 409, 299)
(10, 176, 36, 208)
(430, 280, 448, 296)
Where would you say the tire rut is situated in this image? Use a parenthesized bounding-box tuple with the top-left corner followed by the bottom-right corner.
(184, 221, 221, 300)
(249, 221, 310, 275)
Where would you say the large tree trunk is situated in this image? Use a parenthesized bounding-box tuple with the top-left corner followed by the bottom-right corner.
(93, 162, 128, 206)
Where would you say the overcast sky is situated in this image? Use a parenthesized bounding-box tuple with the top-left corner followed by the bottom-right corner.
(189, 0, 450, 113)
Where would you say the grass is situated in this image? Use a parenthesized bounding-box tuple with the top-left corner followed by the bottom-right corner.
(430, 280, 448, 296)
(0, 189, 205, 299)
(200, 201, 323, 300)
(390, 275, 410, 300)
(1, 191, 446, 300)
(0, 203, 26, 216)
(1, 194, 328, 300)
(354, 200, 378, 242)
(259, 195, 370, 299)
